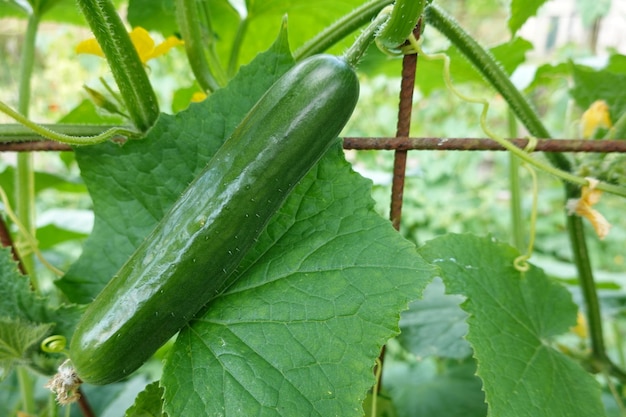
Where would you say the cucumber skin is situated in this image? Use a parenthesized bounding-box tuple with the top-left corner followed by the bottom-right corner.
(69, 55, 359, 385)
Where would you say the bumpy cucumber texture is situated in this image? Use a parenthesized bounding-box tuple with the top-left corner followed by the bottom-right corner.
(69, 54, 360, 385)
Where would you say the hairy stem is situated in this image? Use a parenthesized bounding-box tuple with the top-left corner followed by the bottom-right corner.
(176, 0, 223, 92)
(17, 368, 36, 415)
(228, 16, 249, 76)
(76, 0, 159, 131)
(15, 12, 39, 285)
(508, 110, 525, 252)
(343, 9, 392, 68)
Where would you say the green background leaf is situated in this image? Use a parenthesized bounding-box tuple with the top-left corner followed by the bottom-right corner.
(383, 356, 487, 417)
(397, 278, 471, 360)
(508, 0, 549, 35)
(575, 0, 612, 27)
(419, 234, 606, 417)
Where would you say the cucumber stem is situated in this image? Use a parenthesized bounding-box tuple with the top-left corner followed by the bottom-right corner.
(176, 0, 225, 92)
(15, 12, 39, 285)
(76, 0, 159, 131)
(507, 110, 525, 252)
(343, 8, 392, 68)
(228, 15, 250, 76)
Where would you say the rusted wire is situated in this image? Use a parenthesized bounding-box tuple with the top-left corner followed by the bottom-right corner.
(3, 137, 626, 153)
(389, 23, 421, 232)
(343, 137, 626, 152)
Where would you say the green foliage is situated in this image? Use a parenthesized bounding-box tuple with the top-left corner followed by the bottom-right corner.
(125, 381, 166, 417)
(0, 247, 83, 377)
(2, 0, 626, 416)
(420, 234, 606, 417)
(162, 143, 434, 415)
(508, 0, 549, 35)
(383, 355, 487, 417)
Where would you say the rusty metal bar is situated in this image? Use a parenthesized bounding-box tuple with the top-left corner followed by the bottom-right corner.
(389, 25, 420, 232)
(3, 137, 626, 153)
(343, 137, 626, 152)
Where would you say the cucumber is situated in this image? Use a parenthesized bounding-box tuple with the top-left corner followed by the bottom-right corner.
(69, 54, 360, 385)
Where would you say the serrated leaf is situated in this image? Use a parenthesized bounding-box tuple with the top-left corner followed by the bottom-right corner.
(124, 381, 166, 417)
(0, 247, 82, 356)
(419, 234, 606, 417)
(161, 144, 434, 416)
(397, 277, 471, 360)
(508, 0, 549, 35)
(0, 246, 35, 321)
(58, 26, 296, 303)
(0, 319, 53, 379)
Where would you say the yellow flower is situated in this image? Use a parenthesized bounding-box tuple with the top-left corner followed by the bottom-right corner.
(580, 100, 612, 139)
(566, 178, 611, 239)
(570, 311, 588, 339)
(76, 27, 183, 64)
(190, 91, 208, 103)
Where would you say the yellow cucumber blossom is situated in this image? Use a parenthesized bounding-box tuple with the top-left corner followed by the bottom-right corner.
(191, 91, 208, 103)
(76, 27, 183, 64)
(566, 178, 611, 239)
(580, 100, 612, 139)
(570, 311, 588, 339)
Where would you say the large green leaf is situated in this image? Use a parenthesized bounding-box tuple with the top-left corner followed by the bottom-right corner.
(124, 381, 166, 417)
(161, 144, 433, 415)
(419, 234, 606, 417)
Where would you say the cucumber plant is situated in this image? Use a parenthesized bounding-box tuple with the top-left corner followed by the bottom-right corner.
(67, 53, 360, 385)
(1, 0, 625, 416)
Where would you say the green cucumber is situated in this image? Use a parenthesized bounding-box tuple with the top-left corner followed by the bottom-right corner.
(69, 54, 360, 385)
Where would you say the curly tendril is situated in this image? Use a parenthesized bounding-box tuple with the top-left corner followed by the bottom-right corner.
(41, 335, 68, 355)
